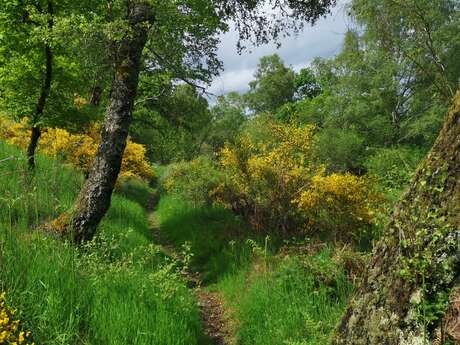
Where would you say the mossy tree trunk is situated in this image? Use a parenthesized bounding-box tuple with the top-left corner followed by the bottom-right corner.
(333, 92, 460, 344)
(68, 2, 153, 243)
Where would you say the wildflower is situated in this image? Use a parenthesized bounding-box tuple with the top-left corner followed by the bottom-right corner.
(0, 292, 34, 345)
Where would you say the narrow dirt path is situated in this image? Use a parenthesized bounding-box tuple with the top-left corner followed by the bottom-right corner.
(148, 211, 230, 345)
(195, 289, 229, 345)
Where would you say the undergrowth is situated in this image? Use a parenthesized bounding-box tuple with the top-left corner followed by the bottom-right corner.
(155, 191, 355, 345)
(218, 250, 353, 345)
(0, 141, 204, 345)
(0, 140, 359, 345)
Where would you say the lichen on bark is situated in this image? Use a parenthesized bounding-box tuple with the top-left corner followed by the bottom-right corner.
(333, 91, 460, 345)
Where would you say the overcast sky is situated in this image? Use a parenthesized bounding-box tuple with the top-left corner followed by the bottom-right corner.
(208, 0, 351, 97)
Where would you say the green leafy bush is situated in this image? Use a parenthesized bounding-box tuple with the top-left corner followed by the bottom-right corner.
(162, 156, 223, 207)
(316, 127, 367, 173)
(365, 146, 425, 192)
(115, 177, 156, 208)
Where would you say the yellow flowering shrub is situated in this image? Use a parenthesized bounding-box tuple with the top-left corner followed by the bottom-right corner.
(295, 173, 380, 239)
(41, 128, 74, 157)
(0, 292, 34, 345)
(64, 134, 98, 172)
(73, 95, 88, 108)
(213, 119, 380, 238)
(0, 117, 154, 181)
(0, 118, 30, 149)
(120, 141, 155, 181)
(214, 120, 322, 233)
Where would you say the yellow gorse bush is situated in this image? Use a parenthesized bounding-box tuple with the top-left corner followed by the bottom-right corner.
(0, 292, 34, 345)
(121, 140, 155, 181)
(0, 117, 154, 181)
(215, 121, 321, 233)
(0, 120, 28, 149)
(214, 119, 379, 239)
(295, 173, 380, 236)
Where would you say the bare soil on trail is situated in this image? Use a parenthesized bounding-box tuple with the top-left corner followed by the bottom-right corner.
(196, 290, 230, 345)
(148, 211, 231, 345)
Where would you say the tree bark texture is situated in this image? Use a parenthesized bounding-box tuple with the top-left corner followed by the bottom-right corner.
(333, 91, 460, 344)
(69, 2, 152, 243)
(27, 0, 53, 169)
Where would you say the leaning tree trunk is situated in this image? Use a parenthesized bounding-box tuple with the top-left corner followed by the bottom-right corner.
(333, 92, 460, 344)
(27, 0, 53, 169)
(68, 3, 152, 243)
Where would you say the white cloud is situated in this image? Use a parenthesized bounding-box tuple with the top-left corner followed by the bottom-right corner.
(208, 68, 255, 95)
(208, 0, 351, 97)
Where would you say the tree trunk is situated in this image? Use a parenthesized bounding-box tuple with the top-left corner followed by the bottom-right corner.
(68, 3, 153, 243)
(27, 0, 53, 169)
(27, 126, 42, 169)
(89, 84, 103, 106)
(333, 91, 460, 344)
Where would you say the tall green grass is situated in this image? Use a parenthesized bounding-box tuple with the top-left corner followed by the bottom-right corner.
(156, 190, 354, 345)
(218, 250, 353, 345)
(0, 141, 204, 345)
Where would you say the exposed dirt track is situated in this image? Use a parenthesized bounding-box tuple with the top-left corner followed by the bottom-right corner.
(196, 290, 229, 345)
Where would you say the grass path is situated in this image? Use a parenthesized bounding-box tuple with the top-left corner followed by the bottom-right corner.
(148, 210, 231, 345)
(146, 194, 358, 345)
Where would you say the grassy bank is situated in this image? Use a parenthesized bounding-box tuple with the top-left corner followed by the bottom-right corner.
(0, 141, 204, 345)
(0, 139, 358, 344)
